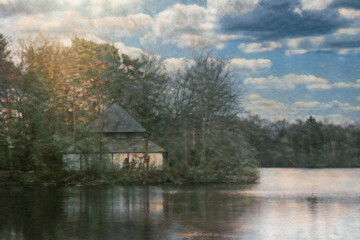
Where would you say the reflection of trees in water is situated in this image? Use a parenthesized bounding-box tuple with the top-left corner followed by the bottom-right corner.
(0, 187, 66, 240)
(161, 185, 258, 234)
(0, 185, 257, 240)
(306, 195, 319, 239)
(60, 186, 165, 240)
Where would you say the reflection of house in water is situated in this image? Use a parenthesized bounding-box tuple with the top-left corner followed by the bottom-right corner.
(64, 187, 165, 221)
(63, 104, 167, 170)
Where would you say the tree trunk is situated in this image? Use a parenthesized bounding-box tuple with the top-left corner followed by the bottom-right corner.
(201, 116, 206, 163)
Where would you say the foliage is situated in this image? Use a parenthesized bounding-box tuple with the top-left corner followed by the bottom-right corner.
(0, 33, 259, 185)
(239, 115, 360, 168)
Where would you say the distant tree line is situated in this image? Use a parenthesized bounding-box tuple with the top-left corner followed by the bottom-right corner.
(0, 34, 258, 183)
(238, 115, 360, 168)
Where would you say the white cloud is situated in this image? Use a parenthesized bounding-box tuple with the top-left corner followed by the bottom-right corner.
(338, 8, 360, 19)
(299, 0, 334, 11)
(114, 41, 144, 59)
(143, 4, 211, 46)
(3, 10, 153, 39)
(247, 93, 262, 100)
(0, 0, 9, 6)
(244, 94, 287, 120)
(162, 57, 271, 75)
(89, 0, 145, 16)
(1, 11, 93, 39)
(244, 94, 359, 124)
(324, 100, 360, 111)
(94, 13, 153, 37)
(293, 101, 321, 107)
(237, 36, 345, 55)
(245, 74, 360, 91)
(334, 28, 360, 36)
(227, 58, 272, 73)
(238, 41, 282, 53)
(308, 79, 360, 90)
(244, 74, 329, 90)
(142, 3, 235, 49)
(57, 35, 144, 59)
(8, 0, 145, 16)
(306, 83, 332, 90)
(332, 79, 360, 88)
(284, 36, 325, 55)
(162, 58, 195, 73)
(82, 34, 107, 44)
(11, 12, 70, 32)
(357, 96, 360, 101)
(58, 34, 106, 47)
(238, 32, 360, 56)
(207, 0, 259, 16)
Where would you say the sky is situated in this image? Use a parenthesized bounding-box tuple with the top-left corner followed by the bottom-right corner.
(0, 0, 359, 124)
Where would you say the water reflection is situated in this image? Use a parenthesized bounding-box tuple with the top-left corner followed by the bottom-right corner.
(0, 168, 359, 240)
(0, 187, 67, 240)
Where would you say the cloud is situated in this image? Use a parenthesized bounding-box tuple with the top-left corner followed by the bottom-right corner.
(217, 0, 360, 54)
(59, 34, 107, 48)
(94, 13, 153, 38)
(309, 79, 360, 89)
(0, 0, 8, 6)
(57, 35, 145, 59)
(244, 94, 287, 120)
(220, 0, 348, 41)
(114, 41, 144, 59)
(80, 34, 107, 44)
(237, 31, 360, 55)
(207, 0, 259, 16)
(238, 41, 282, 53)
(1, 10, 153, 41)
(245, 74, 360, 90)
(2, 0, 359, 55)
(284, 36, 325, 55)
(227, 58, 272, 73)
(299, 0, 334, 11)
(0, 0, 144, 17)
(142, 3, 235, 49)
(293, 101, 321, 107)
(323, 100, 360, 111)
(332, 79, 360, 88)
(338, 8, 360, 19)
(85, 0, 145, 16)
(306, 83, 332, 90)
(244, 94, 359, 124)
(244, 74, 329, 90)
(247, 93, 262, 100)
(162, 58, 195, 73)
(161, 57, 271, 75)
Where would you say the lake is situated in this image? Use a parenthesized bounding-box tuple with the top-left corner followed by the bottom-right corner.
(0, 168, 359, 240)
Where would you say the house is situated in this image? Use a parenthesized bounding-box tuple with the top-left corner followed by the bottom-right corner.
(63, 104, 167, 170)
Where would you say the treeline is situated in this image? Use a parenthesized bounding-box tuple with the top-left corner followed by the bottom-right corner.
(0, 34, 258, 184)
(238, 115, 360, 168)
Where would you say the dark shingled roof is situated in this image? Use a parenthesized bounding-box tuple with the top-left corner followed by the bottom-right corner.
(91, 104, 146, 133)
(66, 139, 166, 153)
(105, 139, 165, 153)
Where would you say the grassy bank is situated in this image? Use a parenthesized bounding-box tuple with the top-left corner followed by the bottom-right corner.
(0, 167, 259, 187)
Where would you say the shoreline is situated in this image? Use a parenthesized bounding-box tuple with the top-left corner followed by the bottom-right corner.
(0, 170, 259, 187)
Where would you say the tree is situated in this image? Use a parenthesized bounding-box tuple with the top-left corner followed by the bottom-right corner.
(177, 53, 241, 164)
(0, 33, 22, 170)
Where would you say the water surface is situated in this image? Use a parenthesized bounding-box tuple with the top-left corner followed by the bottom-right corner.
(0, 168, 359, 239)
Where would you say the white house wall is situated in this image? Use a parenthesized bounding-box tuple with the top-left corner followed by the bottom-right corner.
(63, 153, 164, 171)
